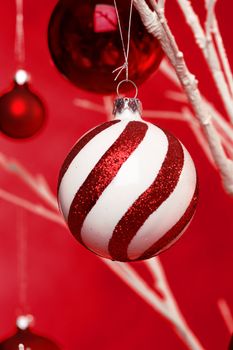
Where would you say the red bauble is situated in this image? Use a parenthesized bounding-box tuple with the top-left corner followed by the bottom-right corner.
(48, 0, 164, 94)
(0, 328, 60, 350)
(0, 77, 46, 139)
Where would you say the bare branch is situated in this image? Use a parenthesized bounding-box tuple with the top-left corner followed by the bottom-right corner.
(0, 188, 63, 225)
(177, 0, 233, 122)
(132, 6, 233, 194)
(104, 258, 205, 349)
(0, 153, 58, 209)
(217, 298, 233, 334)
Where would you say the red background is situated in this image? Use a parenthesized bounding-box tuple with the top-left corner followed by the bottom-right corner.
(0, 1, 233, 349)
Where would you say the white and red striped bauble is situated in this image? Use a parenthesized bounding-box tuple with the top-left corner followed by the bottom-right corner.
(58, 98, 198, 261)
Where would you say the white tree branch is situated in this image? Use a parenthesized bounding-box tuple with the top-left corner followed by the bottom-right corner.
(181, 107, 215, 164)
(0, 153, 58, 209)
(204, 0, 233, 97)
(161, 63, 233, 147)
(212, 16, 233, 97)
(73, 98, 106, 114)
(217, 298, 233, 334)
(177, 0, 233, 121)
(104, 258, 205, 349)
(0, 188, 63, 225)
(133, 1, 233, 194)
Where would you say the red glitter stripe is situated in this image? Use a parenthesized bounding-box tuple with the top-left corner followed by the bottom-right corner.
(138, 182, 198, 261)
(68, 121, 148, 244)
(58, 120, 120, 188)
(108, 132, 184, 262)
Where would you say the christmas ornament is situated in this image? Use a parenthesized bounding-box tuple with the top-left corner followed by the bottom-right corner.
(0, 316, 60, 350)
(58, 94, 198, 262)
(48, 0, 164, 94)
(0, 70, 46, 139)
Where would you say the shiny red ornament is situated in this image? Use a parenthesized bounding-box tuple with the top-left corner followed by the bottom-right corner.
(48, 0, 164, 94)
(0, 76, 46, 139)
(0, 327, 60, 350)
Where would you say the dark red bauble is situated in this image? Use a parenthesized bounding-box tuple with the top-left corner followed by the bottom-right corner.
(0, 81, 46, 139)
(0, 327, 60, 350)
(48, 0, 164, 94)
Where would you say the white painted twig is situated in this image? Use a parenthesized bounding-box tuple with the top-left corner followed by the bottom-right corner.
(133, 2, 233, 193)
(104, 258, 205, 350)
(160, 59, 180, 85)
(205, 0, 233, 98)
(217, 298, 233, 334)
(0, 153, 58, 209)
(164, 89, 233, 159)
(176, 0, 233, 122)
(203, 103, 233, 145)
(145, 258, 204, 348)
(103, 259, 173, 320)
(181, 108, 214, 165)
(144, 105, 219, 165)
(164, 88, 233, 147)
(204, 0, 233, 118)
(144, 109, 185, 121)
(0, 188, 63, 225)
(212, 16, 233, 98)
(144, 106, 215, 164)
(205, 0, 217, 41)
(163, 68, 233, 148)
(73, 98, 106, 114)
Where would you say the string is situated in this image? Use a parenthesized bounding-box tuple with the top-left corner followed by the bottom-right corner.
(17, 209, 28, 315)
(112, 0, 134, 81)
(15, 0, 25, 67)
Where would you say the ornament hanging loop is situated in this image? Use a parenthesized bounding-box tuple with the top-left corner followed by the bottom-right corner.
(117, 79, 138, 98)
(112, 62, 129, 81)
(112, 0, 133, 81)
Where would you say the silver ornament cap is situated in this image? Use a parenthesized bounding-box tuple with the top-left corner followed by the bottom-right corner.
(113, 97, 142, 116)
(113, 80, 142, 120)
